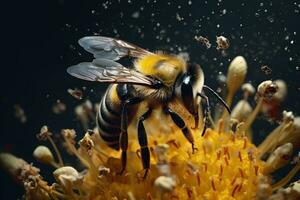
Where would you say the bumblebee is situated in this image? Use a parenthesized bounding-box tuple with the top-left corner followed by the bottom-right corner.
(67, 36, 230, 177)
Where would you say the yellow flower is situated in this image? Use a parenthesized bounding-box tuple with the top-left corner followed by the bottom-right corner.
(1, 56, 300, 200)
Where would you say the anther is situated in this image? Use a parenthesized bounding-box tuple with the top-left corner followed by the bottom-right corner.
(231, 175, 237, 185)
(170, 195, 180, 200)
(186, 169, 192, 176)
(219, 164, 223, 178)
(243, 137, 248, 149)
(248, 151, 254, 161)
(196, 172, 201, 186)
(210, 177, 216, 191)
(223, 146, 231, 159)
(224, 156, 229, 166)
(231, 184, 239, 197)
(202, 145, 207, 156)
(167, 140, 180, 149)
(146, 193, 152, 200)
(202, 162, 208, 172)
(217, 149, 221, 160)
(238, 151, 243, 162)
(237, 183, 243, 193)
(254, 165, 259, 176)
(186, 187, 193, 198)
(239, 168, 244, 178)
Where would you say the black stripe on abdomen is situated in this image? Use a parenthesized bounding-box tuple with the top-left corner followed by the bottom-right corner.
(97, 88, 122, 150)
(97, 112, 121, 150)
(100, 95, 120, 127)
(97, 110, 120, 137)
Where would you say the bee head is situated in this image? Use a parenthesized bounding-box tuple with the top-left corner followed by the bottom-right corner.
(175, 63, 204, 125)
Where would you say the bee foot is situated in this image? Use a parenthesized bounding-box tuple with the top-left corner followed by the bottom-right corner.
(136, 169, 149, 181)
(117, 168, 126, 176)
(142, 169, 149, 179)
(192, 145, 198, 154)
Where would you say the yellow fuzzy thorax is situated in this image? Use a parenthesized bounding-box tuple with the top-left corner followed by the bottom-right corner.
(135, 54, 186, 86)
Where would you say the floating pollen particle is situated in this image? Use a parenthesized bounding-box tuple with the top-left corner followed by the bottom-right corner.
(194, 36, 211, 49)
(14, 104, 27, 123)
(216, 36, 230, 50)
(67, 88, 83, 100)
(261, 65, 272, 75)
(52, 100, 66, 114)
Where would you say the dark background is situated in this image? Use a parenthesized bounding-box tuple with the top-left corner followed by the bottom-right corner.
(0, 0, 300, 199)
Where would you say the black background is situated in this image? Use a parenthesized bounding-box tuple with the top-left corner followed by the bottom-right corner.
(0, 0, 300, 199)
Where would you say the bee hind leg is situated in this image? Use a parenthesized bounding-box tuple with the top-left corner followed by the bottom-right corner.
(164, 107, 197, 153)
(137, 108, 152, 179)
(118, 97, 142, 175)
(197, 93, 211, 136)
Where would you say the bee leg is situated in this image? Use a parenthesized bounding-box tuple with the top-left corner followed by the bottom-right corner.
(192, 93, 202, 130)
(137, 108, 152, 179)
(192, 112, 199, 130)
(165, 107, 196, 153)
(197, 93, 211, 136)
(119, 97, 142, 175)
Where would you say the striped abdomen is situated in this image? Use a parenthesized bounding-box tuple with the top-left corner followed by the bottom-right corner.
(97, 84, 137, 150)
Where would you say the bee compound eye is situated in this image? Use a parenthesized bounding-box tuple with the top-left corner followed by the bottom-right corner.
(181, 74, 195, 114)
(152, 79, 164, 89)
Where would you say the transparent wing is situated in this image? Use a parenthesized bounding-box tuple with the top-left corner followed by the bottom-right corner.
(67, 58, 157, 86)
(78, 36, 153, 61)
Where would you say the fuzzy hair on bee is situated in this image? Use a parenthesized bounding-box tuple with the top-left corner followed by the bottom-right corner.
(67, 36, 230, 178)
(133, 53, 187, 102)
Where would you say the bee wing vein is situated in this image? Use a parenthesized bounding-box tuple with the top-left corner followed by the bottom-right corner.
(67, 59, 155, 86)
(79, 36, 153, 61)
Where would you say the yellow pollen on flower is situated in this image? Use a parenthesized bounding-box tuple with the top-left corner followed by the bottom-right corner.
(88, 126, 266, 200)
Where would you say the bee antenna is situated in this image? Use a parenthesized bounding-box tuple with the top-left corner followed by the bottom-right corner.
(202, 85, 231, 114)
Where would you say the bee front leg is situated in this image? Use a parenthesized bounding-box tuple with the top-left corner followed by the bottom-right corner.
(119, 97, 142, 175)
(197, 93, 211, 136)
(164, 107, 196, 153)
(137, 108, 152, 179)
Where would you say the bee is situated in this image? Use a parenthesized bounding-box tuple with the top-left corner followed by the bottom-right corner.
(67, 36, 230, 177)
